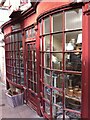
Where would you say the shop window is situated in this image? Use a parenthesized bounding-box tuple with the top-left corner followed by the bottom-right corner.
(39, 8, 82, 119)
(5, 32, 24, 85)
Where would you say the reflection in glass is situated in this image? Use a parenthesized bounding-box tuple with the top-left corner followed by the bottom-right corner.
(31, 28, 35, 38)
(44, 17, 50, 34)
(65, 9, 82, 30)
(52, 33, 62, 51)
(52, 13, 63, 32)
(44, 36, 50, 51)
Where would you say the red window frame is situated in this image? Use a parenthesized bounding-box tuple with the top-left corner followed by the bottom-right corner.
(39, 8, 82, 119)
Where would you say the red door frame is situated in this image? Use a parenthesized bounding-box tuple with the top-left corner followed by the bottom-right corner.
(25, 40, 40, 114)
(81, 3, 90, 119)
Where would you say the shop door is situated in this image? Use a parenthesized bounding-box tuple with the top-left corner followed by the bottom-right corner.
(26, 41, 38, 111)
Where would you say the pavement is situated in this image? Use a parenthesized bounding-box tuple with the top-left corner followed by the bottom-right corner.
(0, 82, 44, 120)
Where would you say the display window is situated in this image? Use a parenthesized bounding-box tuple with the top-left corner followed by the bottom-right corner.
(39, 8, 82, 119)
(5, 32, 24, 85)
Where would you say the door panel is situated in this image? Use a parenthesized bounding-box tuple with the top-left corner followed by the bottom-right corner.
(26, 42, 38, 111)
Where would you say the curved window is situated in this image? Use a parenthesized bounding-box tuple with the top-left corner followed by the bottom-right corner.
(39, 8, 82, 119)
(5, 32, 24, 85)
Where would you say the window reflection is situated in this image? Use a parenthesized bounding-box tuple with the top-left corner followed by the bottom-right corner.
(65, 9, 82, 30)
(52, 33, 62, 52)
(52, 13, 63, 32)
(44, 17, 50, 34)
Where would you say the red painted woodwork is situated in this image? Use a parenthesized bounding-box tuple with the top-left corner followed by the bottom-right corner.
(81, 4, 90, 119)
(23, 14, 37, 28)
(1, 1, 90, 120)
(3, 26, 12, 35)
(37, 1, 70, 17)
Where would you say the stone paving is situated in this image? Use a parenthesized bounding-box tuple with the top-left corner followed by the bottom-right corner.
(0, 82, 44, 120)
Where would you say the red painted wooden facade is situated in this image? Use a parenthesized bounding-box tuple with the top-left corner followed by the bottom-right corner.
(1, 1, 90, 119)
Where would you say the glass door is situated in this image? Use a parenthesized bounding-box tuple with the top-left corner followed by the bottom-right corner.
(26, 41, 38, 111)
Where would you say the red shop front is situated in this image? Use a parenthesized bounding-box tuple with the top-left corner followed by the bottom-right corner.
(1, 1, 90, 119)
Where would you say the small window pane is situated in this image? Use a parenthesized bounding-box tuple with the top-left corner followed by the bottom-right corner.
(25, 30, 28, 39)
(65, 74, 81, 111)
(65, 52, 82, 71)
(45, 102, 50, 115)
(44, 70, 51, 84)
(44, 53, 50, 68)
(40, 21, 42, 35)
(65, 31, 82, 51)
(52, 33, 62, 51)
(52, 90, 63, 118)
(44, 35, 50, 51)
(52, 13, 63, 32)
(65, 9, 82, 30)
(44, 86, 51, 100)
(52, 53, 62, 70)
(31, 28, 35, 38)
(44, 17, 50, 34)
(52, 73, 62, 89)
(40, 38, 42, 51)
